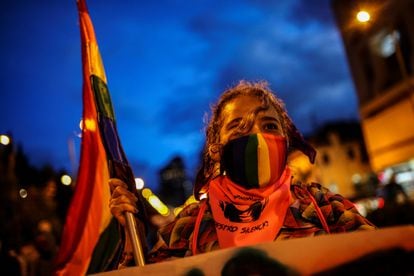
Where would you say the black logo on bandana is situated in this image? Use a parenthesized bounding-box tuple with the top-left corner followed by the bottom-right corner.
(219, 199, 268, 223)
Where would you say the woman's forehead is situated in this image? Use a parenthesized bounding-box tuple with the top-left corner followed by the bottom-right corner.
(221, 95, 279, 120)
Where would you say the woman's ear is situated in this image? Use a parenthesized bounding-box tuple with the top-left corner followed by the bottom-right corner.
(208, 143, 222, 162)
(286, 120, 316, 164)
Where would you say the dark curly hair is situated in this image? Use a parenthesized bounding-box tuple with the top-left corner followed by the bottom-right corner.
(194, 80, 315, 199)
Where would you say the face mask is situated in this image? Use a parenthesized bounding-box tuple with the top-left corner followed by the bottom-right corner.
(220, 133, 287, 189)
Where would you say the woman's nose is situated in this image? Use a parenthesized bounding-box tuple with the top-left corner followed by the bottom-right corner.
(247, 123, 261, 135)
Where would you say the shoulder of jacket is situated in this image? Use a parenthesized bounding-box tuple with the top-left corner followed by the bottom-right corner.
(291, 180, 323, 190)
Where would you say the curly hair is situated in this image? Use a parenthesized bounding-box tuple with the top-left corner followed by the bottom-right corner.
(194, 80, 315, 199)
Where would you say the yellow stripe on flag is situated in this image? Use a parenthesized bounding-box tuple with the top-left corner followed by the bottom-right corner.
(257, 133, 271, 187)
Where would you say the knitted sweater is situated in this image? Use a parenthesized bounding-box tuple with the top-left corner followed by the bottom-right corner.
(145, 182, 376, 263)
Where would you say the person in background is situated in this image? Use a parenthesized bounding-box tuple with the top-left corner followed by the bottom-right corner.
(368, 172, 413, 227)
(110, 81, 376, 266)
(381, 173, 409, 206)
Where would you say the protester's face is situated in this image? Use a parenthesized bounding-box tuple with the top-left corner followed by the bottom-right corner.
(219, 95, 285, 145)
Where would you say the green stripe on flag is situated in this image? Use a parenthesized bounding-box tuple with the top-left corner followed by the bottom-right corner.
(87, 218, 122, 273)
(91, 75, 115, 120)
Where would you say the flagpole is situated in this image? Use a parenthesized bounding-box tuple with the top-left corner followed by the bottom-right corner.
(108, 161, 148, 267)
(125, 213, 146, 266)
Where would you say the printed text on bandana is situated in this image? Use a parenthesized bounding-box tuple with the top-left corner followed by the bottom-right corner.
(215, 220, 269, 234)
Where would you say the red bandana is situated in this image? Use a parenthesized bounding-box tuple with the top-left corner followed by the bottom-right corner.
(208, 168, 292, 249)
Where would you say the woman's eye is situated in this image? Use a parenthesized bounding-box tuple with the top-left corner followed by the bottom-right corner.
(227, 120, 240, 131)
(263, 123, 278, 131)
(229, 123, 238, 130)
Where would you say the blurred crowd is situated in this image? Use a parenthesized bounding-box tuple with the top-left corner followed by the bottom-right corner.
(366, 173, 414, 228)
(0, 164, 73, 276)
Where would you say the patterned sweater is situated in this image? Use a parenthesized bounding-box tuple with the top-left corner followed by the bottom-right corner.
(144, 182, 376, 264)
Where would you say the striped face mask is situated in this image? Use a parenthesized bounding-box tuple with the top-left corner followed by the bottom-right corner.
(220, 133, 287, 189)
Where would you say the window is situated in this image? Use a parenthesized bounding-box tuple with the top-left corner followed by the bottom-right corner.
(322, 153, 330, 165)
(347, 148, 355, 160)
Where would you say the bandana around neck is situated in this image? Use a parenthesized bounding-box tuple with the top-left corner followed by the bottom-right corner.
(208, 168, 292, 249)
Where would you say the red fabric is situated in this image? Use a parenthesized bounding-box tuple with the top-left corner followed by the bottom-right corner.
(260, 134, 287, 187)
(191, 200, 208, 255)
(54, 0, 111, 274)
(208, 168, 292, 248)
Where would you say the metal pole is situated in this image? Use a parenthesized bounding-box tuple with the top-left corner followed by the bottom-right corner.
(392, 30, 414, 112)
(125, 212, 146, 266)
(393, 31, 408, 81)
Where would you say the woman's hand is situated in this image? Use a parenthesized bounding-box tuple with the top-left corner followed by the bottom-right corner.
(109, 178, 138, 226)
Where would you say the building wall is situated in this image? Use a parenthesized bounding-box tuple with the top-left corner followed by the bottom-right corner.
(362, 97, 414, 171)
(289, 128, 372, 198)
(332, 0, 414, 173)
(314, 133, 371, 197)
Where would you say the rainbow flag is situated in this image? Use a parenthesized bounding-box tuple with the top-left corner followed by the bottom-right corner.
(54, 0, 124, 274)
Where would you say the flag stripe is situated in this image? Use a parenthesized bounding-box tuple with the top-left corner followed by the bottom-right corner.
(245, 134, 259, 188)
(257, 133, 271, 188)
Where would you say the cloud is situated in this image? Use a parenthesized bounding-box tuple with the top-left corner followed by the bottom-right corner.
(287, 0, 336, 25)
(204, 14, 353, 138)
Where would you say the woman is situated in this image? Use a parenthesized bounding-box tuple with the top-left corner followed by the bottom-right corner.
(110, 81, 375, 265)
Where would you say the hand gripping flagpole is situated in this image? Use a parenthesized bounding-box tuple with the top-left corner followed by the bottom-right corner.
(78, 0, 146, 266)
(106, 159, 146, 268)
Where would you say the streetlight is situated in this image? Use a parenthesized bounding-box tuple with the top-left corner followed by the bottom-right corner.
(135, 177, 145, 190)
(356, 10, 370, 23)
(355, 9, 409, 84)
(61, 174, 72, 186)
(0, 134, 10, 145)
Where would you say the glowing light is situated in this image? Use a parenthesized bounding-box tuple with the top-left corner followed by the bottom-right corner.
(135, 178, 145, 190)
(0, 135, 10, 145)
(85, 119, 96, 131)
(356, 11, 370, 23)
(148, 195, 170, 216)
(354, 197, 385, 217)
(141, 188, 152, 199)
(200, 193, 208, 200)
(396, 171, 413, 183)
(19, 189, 28, 199)
(61, 174, 72, 186)
(354, 203, 367, 217)
(79, 118, 96, 132)
(377, 197, 385, 209)
(173, 207, 183, 216)
(371, 30, 400, 58)
(172, 195, 199, 217)
(351, 174, 361, 183)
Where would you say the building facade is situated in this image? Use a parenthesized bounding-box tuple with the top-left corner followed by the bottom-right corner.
(289, 121, 373, 198)
(332, 0, 414, 193)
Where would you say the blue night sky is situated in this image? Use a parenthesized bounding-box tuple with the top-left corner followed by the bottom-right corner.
(0, 0, 360, 190)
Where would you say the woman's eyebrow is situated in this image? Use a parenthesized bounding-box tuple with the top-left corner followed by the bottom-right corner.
(260, 116, 279, 122)
(260, 116, 283, 128)
(226, 117, 241, 129)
